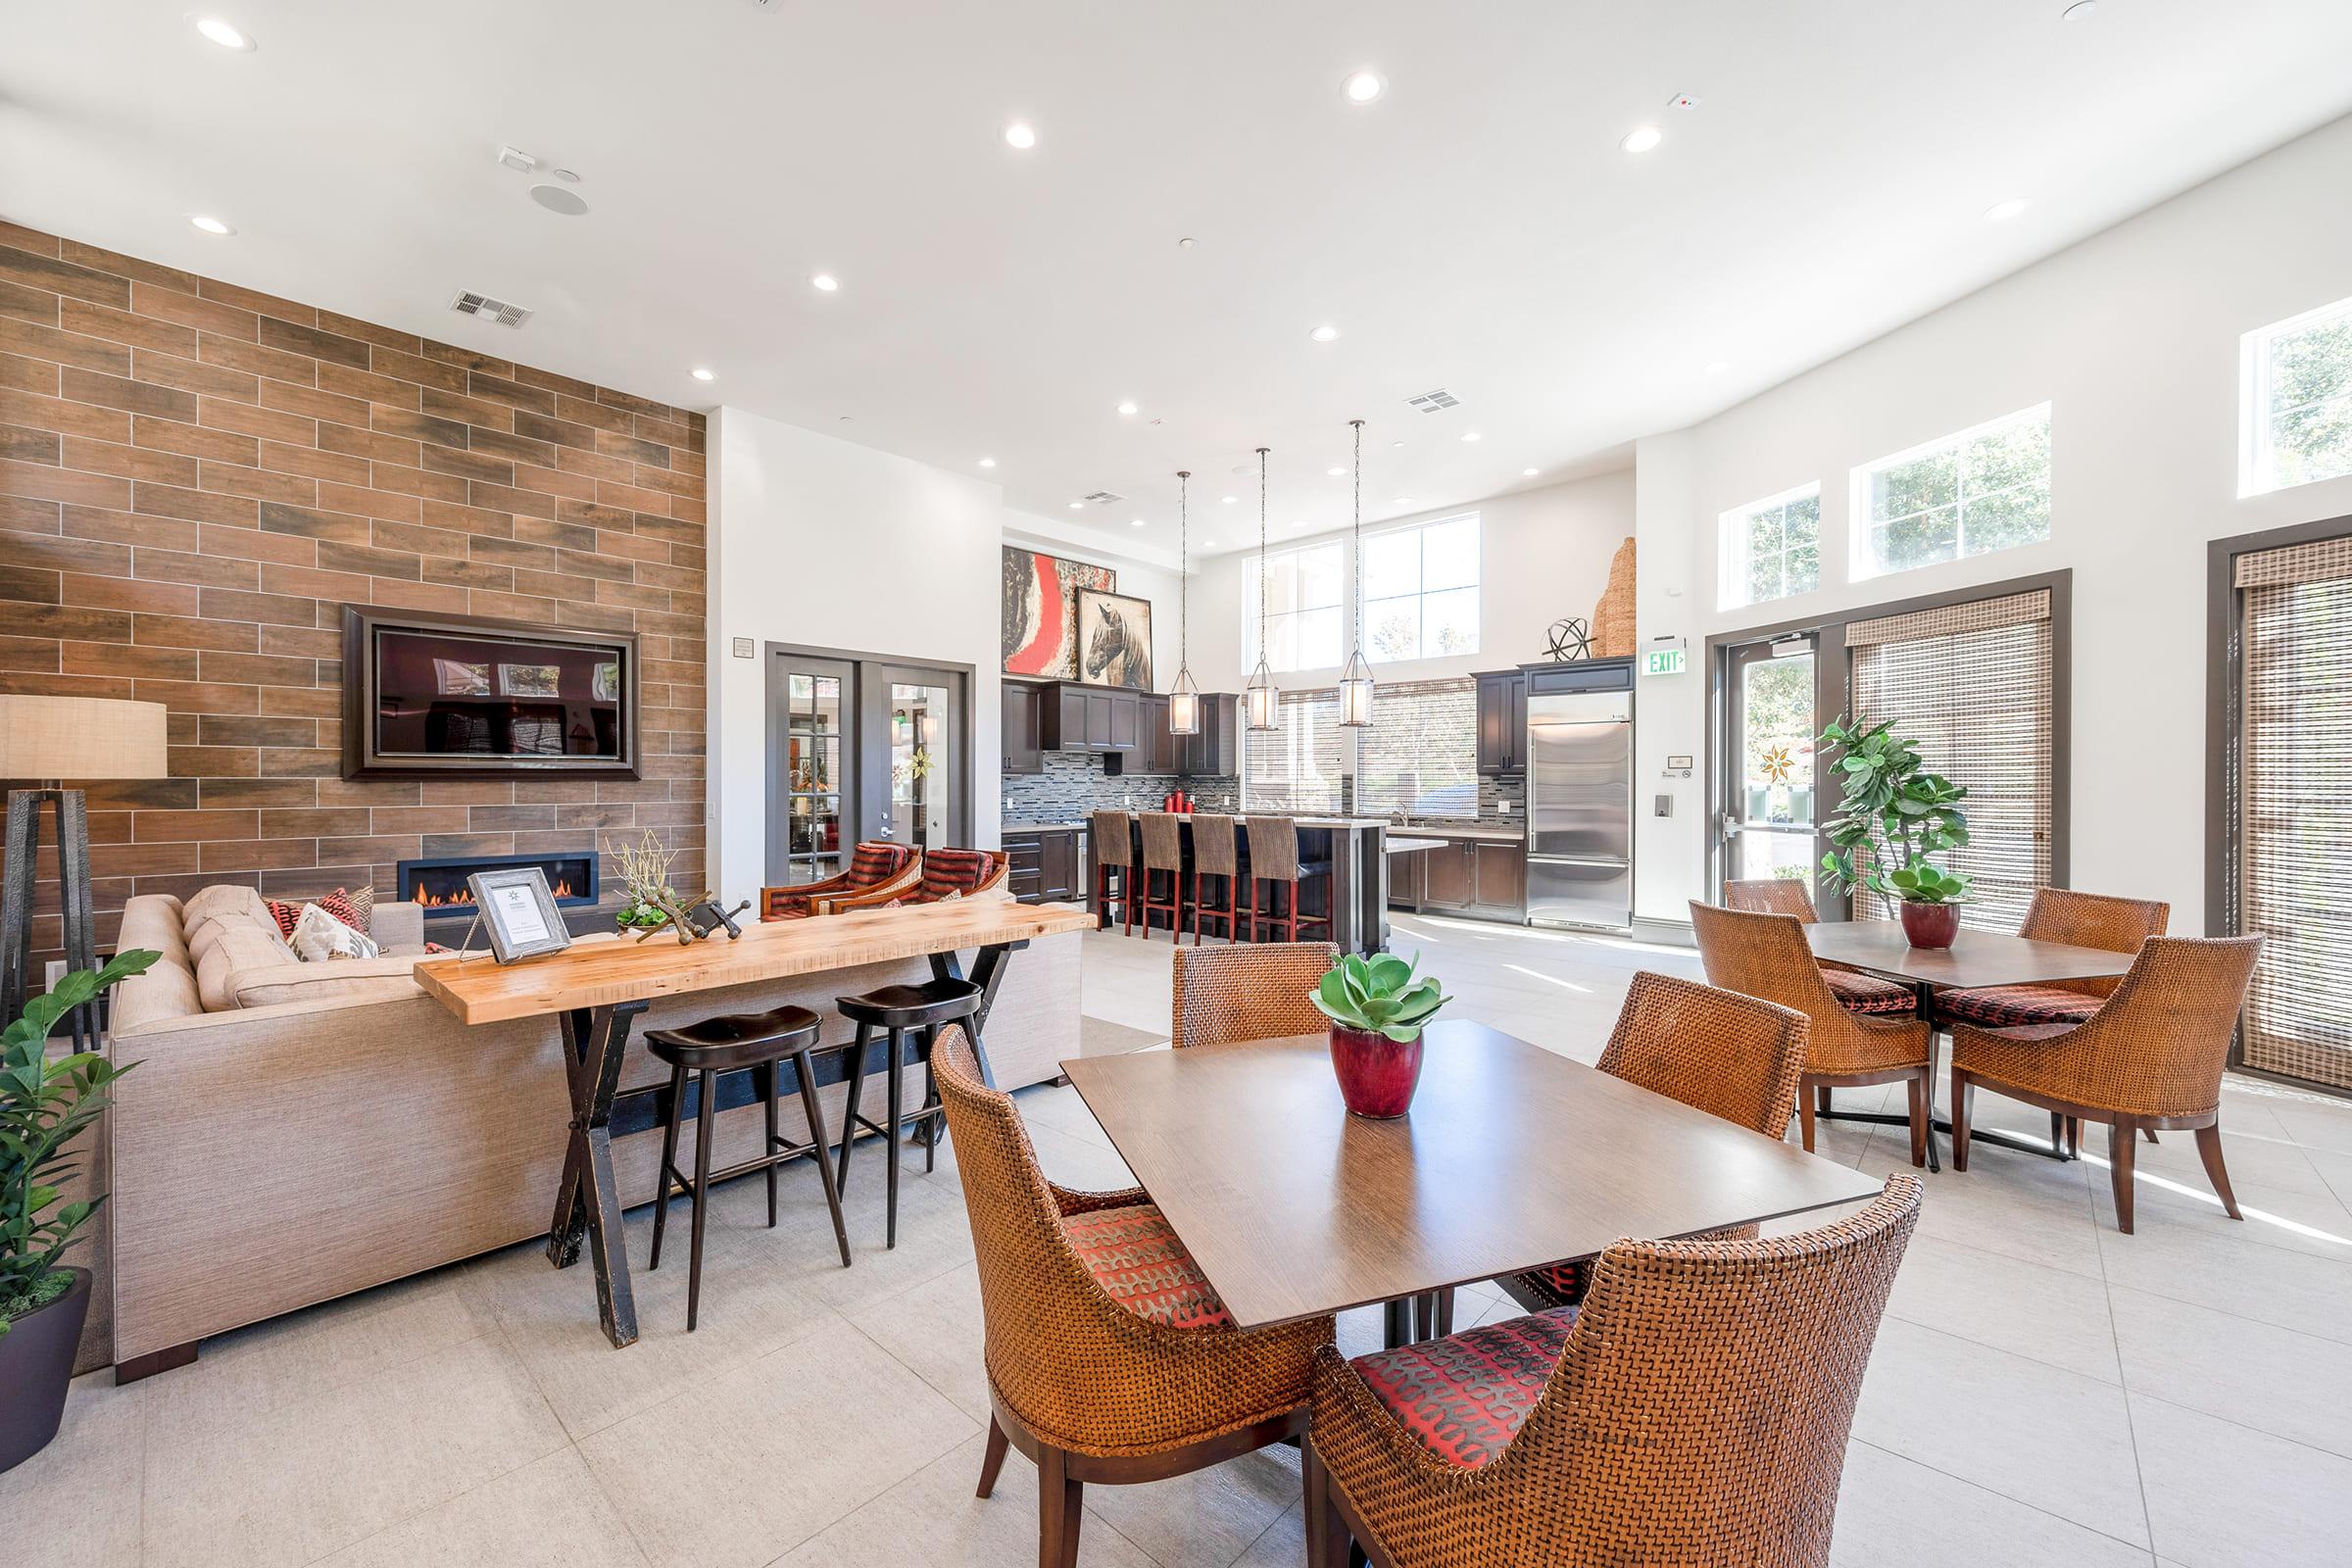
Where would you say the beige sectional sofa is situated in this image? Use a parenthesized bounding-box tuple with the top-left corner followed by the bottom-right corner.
(100, 887, 1080, 1375)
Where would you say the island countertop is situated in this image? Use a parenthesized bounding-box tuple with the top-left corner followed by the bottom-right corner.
(416, 899, 1097, 1024)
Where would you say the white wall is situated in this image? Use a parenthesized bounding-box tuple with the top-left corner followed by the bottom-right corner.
(1634, 114, 2352, 933)
(708, 407, 1005, 896)
(1185, 470, 1637, 694)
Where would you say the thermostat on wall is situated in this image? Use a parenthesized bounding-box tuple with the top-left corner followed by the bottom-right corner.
(731, 637, 754, 659)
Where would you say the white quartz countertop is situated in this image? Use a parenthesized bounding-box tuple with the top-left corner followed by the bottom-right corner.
(1387, 823, 1526, 842)
(1001, 821, 1087, 834)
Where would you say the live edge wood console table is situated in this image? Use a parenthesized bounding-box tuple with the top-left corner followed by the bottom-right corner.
(416, 899, 1095, 1348)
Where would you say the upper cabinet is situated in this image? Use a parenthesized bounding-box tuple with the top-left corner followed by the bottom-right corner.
(1039, 682, 1139, 753)
(1177, 693, 1239, 778)
(1475, 669, 1527, 775)
(1002, 680, 1045, 773)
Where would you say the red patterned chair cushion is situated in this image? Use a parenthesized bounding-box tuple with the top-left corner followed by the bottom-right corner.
(1348, 1306, 1580, 1469)
(1059, 1202, 1232, 1331)
(848, 841, 915, 886)
(1517, 1260, 1590, 1306)
(915, 848, 1004, 904)
(1826, 968, 1915, 1015)
(1937, 984, 2103, 1030)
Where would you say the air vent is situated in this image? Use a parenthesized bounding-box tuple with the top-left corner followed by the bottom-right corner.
(1404, 388, 1460, 413)
(449, 291, 532, 328)
(1082, 490, 1123, 506)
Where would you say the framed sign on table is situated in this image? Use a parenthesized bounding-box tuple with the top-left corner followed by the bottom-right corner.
(467, 866, 573, 963)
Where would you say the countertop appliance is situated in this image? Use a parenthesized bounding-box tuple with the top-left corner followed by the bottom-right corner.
(1525, 672, 1634, 931)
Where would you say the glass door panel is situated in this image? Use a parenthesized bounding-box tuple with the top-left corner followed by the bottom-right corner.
(1724, 638, 1819, 897)
(888, 682, 954, 854)
(769, 655, 857, 886)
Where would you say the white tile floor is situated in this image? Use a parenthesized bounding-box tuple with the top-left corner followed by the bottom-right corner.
(7, 914, 2351, 1567)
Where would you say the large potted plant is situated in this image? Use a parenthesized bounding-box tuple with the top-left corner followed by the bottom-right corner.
(1310, 953, 1451, 1118)
(2, 950, 153, 1474)
(1818, 715, 1972, 948)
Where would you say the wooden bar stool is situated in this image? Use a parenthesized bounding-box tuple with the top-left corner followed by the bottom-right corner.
(1089, 809, 1135, 934)
(1243, 815, 1333, 944)
(645, 1003, 851, 1331)
(1187, 812, 1241, 944)
(1136, 810, 1186, 940)
(834, 977, 985, 1248)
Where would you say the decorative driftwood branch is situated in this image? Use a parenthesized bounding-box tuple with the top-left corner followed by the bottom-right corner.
(627, 890, 752, 945)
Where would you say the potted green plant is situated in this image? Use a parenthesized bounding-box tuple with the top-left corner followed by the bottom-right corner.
(3, 949, 154, 1474)
(1818, 714, 1972, 948)
(1309, 953, 1451, 1118)
(608, 828, 678, 933)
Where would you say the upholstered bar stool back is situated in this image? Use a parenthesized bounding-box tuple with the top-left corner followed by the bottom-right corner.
(1089, 810, 1135, 934)
(1135, 811, 1185, 940)
(1187, 812, 1240, 943)
(1243, 815, 1330, 944)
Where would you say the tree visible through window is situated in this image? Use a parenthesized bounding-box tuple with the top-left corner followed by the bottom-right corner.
(1855, 404, 2050, 578)
(1720, 484, 1821, 609)
(2243, 295, 2352, 496)
(1363, 514, 1479, 662)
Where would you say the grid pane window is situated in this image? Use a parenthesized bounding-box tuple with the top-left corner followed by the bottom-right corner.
(1856, 404, 2050, 578)
(1362, 514, 1481, 664)
(1241, 689, 1346, 813)
(1720, 484, 1822, 610)
(2243, 296, 2352, 496)
(1354, 679, 1478, 817)
(1245, 542, 1346, 673)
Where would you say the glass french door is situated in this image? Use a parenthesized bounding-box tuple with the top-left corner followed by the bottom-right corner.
(1722, 636, 1820, 895)
(769, 655, 855, 886)
(861, 667, 964, 857)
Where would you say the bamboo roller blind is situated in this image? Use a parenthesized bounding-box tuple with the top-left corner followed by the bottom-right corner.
(1846, 589, 2054, 932)
(2235, 537, 2352, 1092)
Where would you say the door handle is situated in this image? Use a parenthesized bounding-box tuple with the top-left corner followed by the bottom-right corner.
(1719, 810, 1743, 840)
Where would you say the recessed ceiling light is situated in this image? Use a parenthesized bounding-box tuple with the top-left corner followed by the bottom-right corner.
(811, 272, 840, 291)
(1983, 198, 2030, 222)
(1130, 517, 1147, 528)
(1069, 501, 1084, 510)
(2062, 0, 2097, 18)
(1326, 466, 1347, 477)
(1292, 520, 1308, 529)
(1522, 467, 1539, 477)
(1703, 360, 1729, 376)
(1310, 324, 1340, 343)
(1391, 440, 1404, 450)
(188, 215, 234, 235)
(979, 457, 997, 468)
(1004, 122, 1037, 150)
(193, 16, 254, 50)
(1220, 495, 1237, 504)
(1621, 124, 1664, 154)
(1394, 496, 1415, 506)
(1460, 431, 1482, 443)
(1343, 71, 1386, 105)
(690, 368, 714, 382)
(1203, 539, 1216, 548)
(1116, 401, 1138, 416)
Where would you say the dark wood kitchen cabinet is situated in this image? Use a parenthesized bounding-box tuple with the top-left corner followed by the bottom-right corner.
(1421, 840, 1476, 909)
(1040, 682, 1139, 752)
(1001, 680, 1045, 774)
(1176, 693, 1238, 777)
(1004, 826, 1081, 904)
(1393, 835, 1524, 922)
(1141, 694, 1180, 774)
(1473, 841, 1525, 915)
(1475, 669, 1527, 776)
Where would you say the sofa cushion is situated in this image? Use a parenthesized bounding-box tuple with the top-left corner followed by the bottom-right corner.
(195, 923, 302, 1011)
(185, 887, 288, 966)
(225, 956, 423, 1009)
(112, 960, 203, 1034)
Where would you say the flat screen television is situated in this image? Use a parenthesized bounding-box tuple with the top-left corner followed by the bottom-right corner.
(341, 608, 641, 779)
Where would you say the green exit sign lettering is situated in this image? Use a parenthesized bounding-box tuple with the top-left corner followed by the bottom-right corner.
(1642, 647, 1687, 677)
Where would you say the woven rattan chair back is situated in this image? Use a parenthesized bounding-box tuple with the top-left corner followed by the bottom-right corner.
(1722, 877, 1820, 921)
(930, 1024, 1329, 1454)
(1689, 901, 1928, 1079)
(1140, 811, 1184, 872)
(1311, 1175, 1923, 1568)
(1189, 812, 1238, 876)
(1089, 809, 1133, 869)
(1171, 941, 1338, 1050)
(1599, 971, 1808, 1138)
(2016, 887, 2171, 999)
(1245, 815, 1302, 882)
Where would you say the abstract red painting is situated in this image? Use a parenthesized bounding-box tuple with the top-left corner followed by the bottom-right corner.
(1002, 546, 1115, 678)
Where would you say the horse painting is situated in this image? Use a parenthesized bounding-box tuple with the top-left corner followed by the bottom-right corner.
(1076, 588, 1152, 690)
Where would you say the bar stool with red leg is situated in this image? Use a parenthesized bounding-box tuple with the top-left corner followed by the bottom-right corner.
(1244, 815, 1332, 944)
(1136, 810, 1186, 939)
(1188, 811, 1242, 944)
(1089, 809, 1135, 934)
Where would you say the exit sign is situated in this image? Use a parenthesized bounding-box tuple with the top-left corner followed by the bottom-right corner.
(1642, 647, 1687, 677)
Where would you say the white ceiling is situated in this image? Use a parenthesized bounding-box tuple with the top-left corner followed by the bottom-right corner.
(9, 1, 2352, 556)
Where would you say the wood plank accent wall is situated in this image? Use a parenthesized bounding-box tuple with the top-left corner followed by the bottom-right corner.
(0, 221, 707, 960)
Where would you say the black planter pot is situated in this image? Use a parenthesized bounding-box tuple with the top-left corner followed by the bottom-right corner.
(0, 1266, 91, 1474)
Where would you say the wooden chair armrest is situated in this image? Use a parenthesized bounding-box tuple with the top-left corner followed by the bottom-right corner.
(1049, 1181, 1151, 1217)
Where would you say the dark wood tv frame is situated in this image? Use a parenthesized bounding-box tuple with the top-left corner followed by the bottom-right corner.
(340, 606, 643, 780)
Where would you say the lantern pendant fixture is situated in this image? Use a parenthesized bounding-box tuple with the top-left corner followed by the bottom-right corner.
(1244, 446, 1280, 732)
(1167, 469, 1200, 735)
(1338, 417, 1376, 728)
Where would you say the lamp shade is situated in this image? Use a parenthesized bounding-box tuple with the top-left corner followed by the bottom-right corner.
(0, 696, 170, 781)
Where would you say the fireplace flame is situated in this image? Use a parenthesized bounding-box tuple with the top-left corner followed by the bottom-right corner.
(411, 876, 577, 908)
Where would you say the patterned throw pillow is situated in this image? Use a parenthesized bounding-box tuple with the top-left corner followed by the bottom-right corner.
(318, 885, 374, 934)
(264, 899, 302, 940)
(289, 902, 381, 961)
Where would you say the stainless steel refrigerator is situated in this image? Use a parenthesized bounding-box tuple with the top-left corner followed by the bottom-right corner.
(1525, 688, 1634, 930)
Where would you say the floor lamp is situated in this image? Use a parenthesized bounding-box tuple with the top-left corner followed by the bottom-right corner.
(0, 696, 169, 1049)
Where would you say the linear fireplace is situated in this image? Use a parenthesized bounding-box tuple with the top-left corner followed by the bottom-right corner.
(396, 852, 599, 914)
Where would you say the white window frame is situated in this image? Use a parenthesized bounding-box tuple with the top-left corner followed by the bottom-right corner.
(1242, 540, 1346, 674)
(1849, 402, 2052, 582)
(2240, 294, 2352, 498)
(1718, 482, 1822, 611)
(1359, 512, 1481, 664)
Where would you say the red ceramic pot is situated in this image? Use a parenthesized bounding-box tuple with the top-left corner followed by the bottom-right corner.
(1899, 901, 1961, 950)
(1329, 1026, 1425, 1118)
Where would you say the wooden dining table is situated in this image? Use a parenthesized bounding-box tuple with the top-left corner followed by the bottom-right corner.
(1803, 921, 2136, 1170)
(417, 898, 1096, 1348)
(1059, 1019, 1882, 1334)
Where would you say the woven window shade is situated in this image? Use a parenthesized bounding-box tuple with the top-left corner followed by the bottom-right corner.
(1242, 687, 1346, 813)
(1355, 678, 1478, 816)
(2235, 538, 2352, 1091)
(1847, 589, 2053, 932)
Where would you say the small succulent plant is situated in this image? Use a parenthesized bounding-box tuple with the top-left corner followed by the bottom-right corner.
(1311, 953, 1451, 1043)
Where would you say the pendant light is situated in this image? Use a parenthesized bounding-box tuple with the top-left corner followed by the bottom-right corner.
(1244, 446, 1280, 732)
(1337, 418, 1376, 728)
(1166, 469, 1200, 735)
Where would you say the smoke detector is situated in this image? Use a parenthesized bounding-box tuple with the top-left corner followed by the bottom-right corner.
(1404, 387, 1460, 413)
(450, 291, 533, 328)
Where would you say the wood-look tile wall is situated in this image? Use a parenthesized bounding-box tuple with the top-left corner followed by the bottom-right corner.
(0, 220, 707, 959)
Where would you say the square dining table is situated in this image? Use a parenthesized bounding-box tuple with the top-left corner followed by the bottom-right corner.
(1059, 1018, 1883, 1333)
(1802, 921, 2136, 1169)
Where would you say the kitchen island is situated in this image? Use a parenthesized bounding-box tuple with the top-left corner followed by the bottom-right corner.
(1091, 813, 1392, 954)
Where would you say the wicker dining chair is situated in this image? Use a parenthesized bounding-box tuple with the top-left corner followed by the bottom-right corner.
(1690, 901, 1936, 1166)
(932, 1024, 1334, 1567)
(1950, 934, 2261, 1234)
(1721, 877, 1916, 1015)
(1496, 970, 1809, 1314)
(1303, 1175, 1923, 1568)
(1170, 941, 1339, 1050)
(759, 841, 918, 920)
